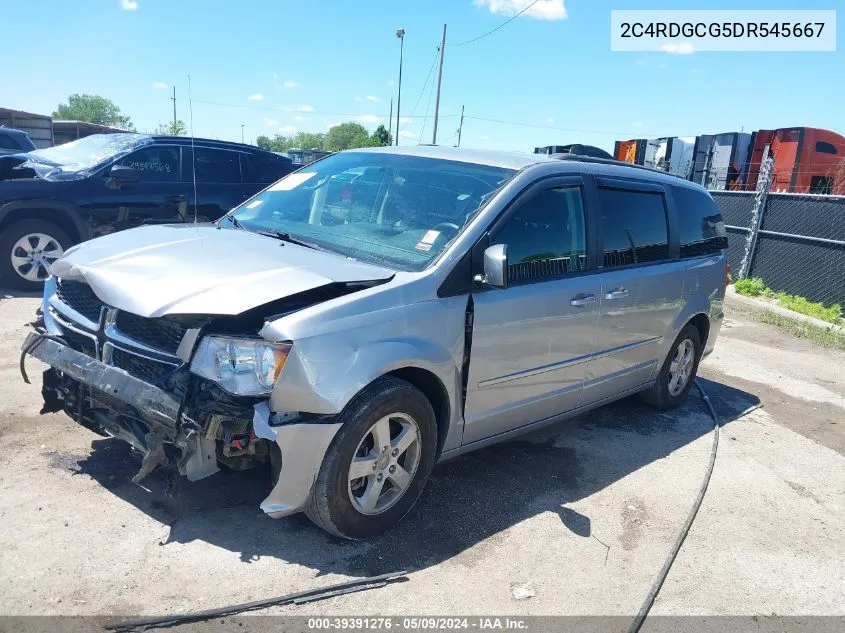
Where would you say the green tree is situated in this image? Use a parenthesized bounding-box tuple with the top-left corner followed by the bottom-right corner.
(324, 122, 372, 152)
(154, 120, 187, 136)
(256, 131, 327, 153)
(53, 94, 134, 130)
(371, 124, 392, 147)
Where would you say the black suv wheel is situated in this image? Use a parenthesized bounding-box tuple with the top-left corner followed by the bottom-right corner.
(0, 219, 71, 291)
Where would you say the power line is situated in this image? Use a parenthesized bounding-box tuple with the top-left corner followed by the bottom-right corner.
(418, 59, 439, 141)
(399, 46, 440, 134)
(454, 0, 541, 46)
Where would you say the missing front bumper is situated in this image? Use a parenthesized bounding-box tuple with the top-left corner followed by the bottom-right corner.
(23, 332, 180, 426)
(22, 332, 218, 482)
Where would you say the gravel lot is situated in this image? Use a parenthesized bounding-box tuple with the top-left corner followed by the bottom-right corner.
(1, 292, 843, 620)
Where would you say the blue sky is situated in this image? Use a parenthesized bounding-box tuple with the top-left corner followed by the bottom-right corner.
(1, 0, 841, 152)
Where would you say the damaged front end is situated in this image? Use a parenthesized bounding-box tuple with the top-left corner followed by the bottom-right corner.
(23, 276, 347, 517)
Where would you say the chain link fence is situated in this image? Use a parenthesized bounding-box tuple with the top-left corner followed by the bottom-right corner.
(712, 181, 845, 311)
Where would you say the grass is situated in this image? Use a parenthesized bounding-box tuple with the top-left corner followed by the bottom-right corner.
(734, 277, 843, 324)
(758, 310, 845, 350)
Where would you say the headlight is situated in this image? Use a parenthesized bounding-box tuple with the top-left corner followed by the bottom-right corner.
(190, 336, 292, 396)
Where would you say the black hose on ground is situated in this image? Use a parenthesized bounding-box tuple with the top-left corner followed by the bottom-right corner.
(105, 570, 408, 632)
(626, 380, 721, 633)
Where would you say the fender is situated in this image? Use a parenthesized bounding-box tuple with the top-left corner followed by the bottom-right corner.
(0, 198, 92, 243)
(269, 335, 458, 420)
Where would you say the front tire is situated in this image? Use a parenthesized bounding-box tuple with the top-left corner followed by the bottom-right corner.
(641, 324, 702, 410)
(0, 219, 71, 291)
(306, 377, 437, 540)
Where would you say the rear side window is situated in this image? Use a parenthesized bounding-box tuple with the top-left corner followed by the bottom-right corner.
(815, 141, 838, 155)
(0, 133, 21, 151)
(493, 186, 586, 282)
(242, 153, 290, 183)
(673, 186, 728, 257)
(117, 146, 180, 182)
(189, 148, 241, 183)
(598, 187, 669, 268)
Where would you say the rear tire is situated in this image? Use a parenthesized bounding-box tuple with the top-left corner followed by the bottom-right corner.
(0, 219, 72, 291)
(641, 324, 702, 410)
(306, 376, 437, 540)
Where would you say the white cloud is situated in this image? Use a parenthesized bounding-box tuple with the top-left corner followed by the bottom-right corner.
(325, 121, 340, 130)
(387, 80, 397, 87)
(278, 125, 297, 135)
(631, 121, 643, 128)
(263, 117, 278, 127)
(474, 0, 566, 21)
(480, 135, 490, 140)
(248, 93, 264, 101)
(635, 59, 647, 66)
(273, 73, 279, 80)
(660, 42, 695, 55)
(120, 0, 138, 10)
(365, 96, 380, 102)
(152, 82, 168, 89)
(357, 114, 382, 124)
(282, 81, 299, 89)
(294, 115, 307, 121)
(399, 116, 413, 124)
(546, 117, 554, 124)
(295, 104, 315, 112)
(399, 130, 416, 139)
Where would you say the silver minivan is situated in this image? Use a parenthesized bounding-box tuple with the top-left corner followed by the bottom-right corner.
(22, 146, 727, 539)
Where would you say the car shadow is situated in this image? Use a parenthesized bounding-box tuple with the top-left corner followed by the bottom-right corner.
(59, 377, 759, 576)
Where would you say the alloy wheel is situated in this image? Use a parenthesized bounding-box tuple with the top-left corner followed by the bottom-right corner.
(347, 412, 422, 515)
(668, 338, 695, 396)
(10, 233, 64, 282)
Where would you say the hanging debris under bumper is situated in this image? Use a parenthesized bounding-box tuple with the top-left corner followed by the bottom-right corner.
(22, 332, 218, 482)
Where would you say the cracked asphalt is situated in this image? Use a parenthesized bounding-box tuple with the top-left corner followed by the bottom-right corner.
(1, 292, 843, 619)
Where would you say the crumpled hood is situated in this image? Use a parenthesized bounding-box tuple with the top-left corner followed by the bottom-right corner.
(51, 224, 394, 317)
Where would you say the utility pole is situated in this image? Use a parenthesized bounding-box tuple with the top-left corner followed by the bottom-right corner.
(432, 24, 447, 145)
(457, 105, 465, 147)
(395, 28, 405, 146)
(171, 86, 177, 124)
(387, 98, 394, 146)
(241, 124, 245, 143)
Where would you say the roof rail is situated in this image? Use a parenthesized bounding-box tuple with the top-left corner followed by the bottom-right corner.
(552, 153, 686, 179)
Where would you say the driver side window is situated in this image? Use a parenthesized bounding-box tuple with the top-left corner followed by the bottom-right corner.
(116, 146, 180, 182)
(492, 186, 586, 283)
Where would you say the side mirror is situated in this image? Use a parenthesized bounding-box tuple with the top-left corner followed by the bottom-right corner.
(473, 243, 508, 289)
(108, 165, 140, 185)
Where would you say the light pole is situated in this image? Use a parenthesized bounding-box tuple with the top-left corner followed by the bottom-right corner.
(395, 28, 405, 146)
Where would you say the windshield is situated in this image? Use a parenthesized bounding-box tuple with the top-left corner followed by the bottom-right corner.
(227, 151, 515, 271)
(23, 133, 149, 180)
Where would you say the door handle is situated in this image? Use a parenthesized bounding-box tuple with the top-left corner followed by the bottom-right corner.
(570, 294, 597, 306)
(166, 195, 187, 204)
(605, 288, 629, 300)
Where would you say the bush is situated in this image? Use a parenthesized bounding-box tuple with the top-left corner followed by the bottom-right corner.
(775, 293, 842, 324)
(735, 277, 767, 297)
(734, 277, 843, 324)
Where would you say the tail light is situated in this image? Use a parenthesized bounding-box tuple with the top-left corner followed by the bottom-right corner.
(725, 263, 731, 287)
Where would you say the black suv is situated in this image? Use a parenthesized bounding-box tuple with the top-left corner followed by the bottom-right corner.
(0, 133, 294, 290)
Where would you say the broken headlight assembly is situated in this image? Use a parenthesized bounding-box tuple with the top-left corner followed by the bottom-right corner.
(190, 337, 292, 396)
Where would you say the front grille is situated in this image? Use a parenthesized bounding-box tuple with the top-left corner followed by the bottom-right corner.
(114, 311, 187, 354)
(56, 280, 104, 323)
(110, 347, 177, 384)
(61, 328, 97, 358)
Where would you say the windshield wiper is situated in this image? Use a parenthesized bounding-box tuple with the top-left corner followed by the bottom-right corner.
(256, 229, 324, 251)
(224, 214, 245, 229)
